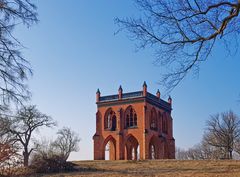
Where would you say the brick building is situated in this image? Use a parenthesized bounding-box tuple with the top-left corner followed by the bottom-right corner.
(93, 82, 175, 160)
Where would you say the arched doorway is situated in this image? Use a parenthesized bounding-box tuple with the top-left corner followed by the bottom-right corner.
(125, 135, 139, 160)
(149, 136, 159, 159)
(103, 136, 116, 160)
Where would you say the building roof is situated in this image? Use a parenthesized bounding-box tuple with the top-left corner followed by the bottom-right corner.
(97, 91, 171, 112)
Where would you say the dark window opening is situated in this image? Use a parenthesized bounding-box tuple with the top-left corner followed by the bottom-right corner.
(125, 107, 137, 128)
(126, 115, 130, 128)
(150, 109, 157, 131)
(163, 113, 168, 134)
(134, 114, 137, 126)
(111, 116, 116, 131)
(105, 110, 117, 131)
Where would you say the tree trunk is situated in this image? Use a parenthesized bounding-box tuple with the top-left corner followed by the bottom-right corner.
(229, 151, 233, 159)
(23, 151, 29, 166)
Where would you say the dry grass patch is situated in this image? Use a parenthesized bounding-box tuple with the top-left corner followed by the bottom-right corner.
(41, 160, 240, 177)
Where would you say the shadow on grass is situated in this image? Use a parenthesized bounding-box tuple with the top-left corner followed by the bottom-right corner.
(74, 161, 233, 176)
(34, 160, 240, 176)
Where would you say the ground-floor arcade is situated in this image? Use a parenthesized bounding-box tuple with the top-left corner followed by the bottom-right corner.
(93, 133, 175, 160)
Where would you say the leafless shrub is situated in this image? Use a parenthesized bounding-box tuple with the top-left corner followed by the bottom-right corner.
(30, 128, 80, 174)
(52, 127, 81, 161)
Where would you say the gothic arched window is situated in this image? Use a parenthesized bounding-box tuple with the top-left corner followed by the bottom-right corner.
(104, 109, 116, 131)
(158, 111, 162, 131)
(150, 108, 157, 130)
(125, 106, 137, 128)
(163, 112, 168, 134)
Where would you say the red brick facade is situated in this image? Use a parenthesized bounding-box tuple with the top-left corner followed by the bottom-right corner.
(93, 82, 175, 160)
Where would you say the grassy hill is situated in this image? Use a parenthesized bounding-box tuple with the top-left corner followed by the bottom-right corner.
(43, 160, 240, 177)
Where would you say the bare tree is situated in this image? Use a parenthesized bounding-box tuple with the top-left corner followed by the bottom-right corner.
(30, 128, 80, 173)
(234, 138, 240, 155)
(204, 110, 240, 159)
(185, 142, 224, 160)
(30, 135, 78, 173)
(175, 147, 188, 160)
(177, 111, 240, 160)
(199, 139, 225, 159)
(176, 144, 207, 160)
(52, 127, 80, 161)
(0, 0, 38, 109)
(5, 105, 56, 166)
(116, 0, 240, 91)
(176, 142, 226, 160)
(33, 138, 56, 160)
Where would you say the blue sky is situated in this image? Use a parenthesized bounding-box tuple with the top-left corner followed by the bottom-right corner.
(15, 1, 240, 160)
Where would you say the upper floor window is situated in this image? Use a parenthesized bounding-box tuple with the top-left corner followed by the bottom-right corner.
(150, 108, 157, 130)
(125, 106, 137, 128)
(158, 111, 162, 131)
(104, 109, 116, 131)
(163, 112, 168, 134)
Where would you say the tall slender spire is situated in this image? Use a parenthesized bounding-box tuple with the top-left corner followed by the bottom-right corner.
(168, 95, 172, 105)
(156, 89, 160, 99)
(96, 88, 101, 102)
(143, 81, 147, 88)
(143, 81, 147, 96)
(118, 85, 123, 92)
(118, 85, 123, 99)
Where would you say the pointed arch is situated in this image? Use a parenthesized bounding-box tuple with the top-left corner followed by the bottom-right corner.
(104, 108, 116, 131)
(149, 135, 159, 159)
(103, 135, 116, 160)
(125, 134, 139, 160)
(150, 107, 157, 130)
(124, 105, 137, 128)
